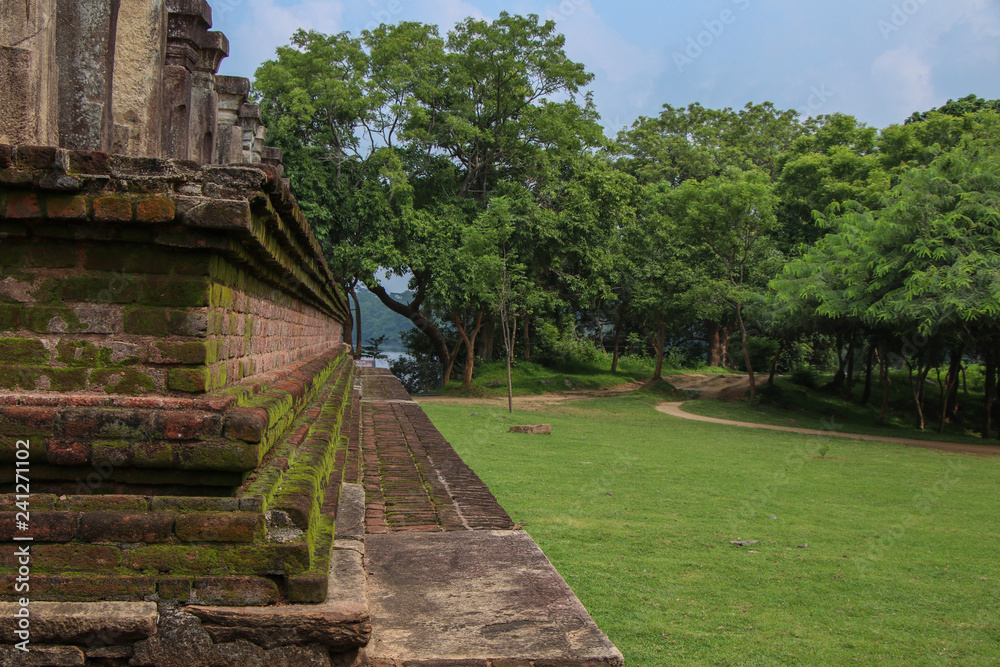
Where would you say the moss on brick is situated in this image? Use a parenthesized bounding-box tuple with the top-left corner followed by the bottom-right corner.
(0, 243, 26, 269)
(43, 367, 88, 391)
(168, 368, 209, 393)
(25, 243, 77, 268)
(139, 276, 210, 307)
(126, 545, 221, 574)
(176, 440, 256, 471)
(0, 366, 41, 390)
(123, 307, 168, 336)
(0, 338, 47, 364)
(62, 275, 139, 303)
(91, 368, 156, 395)
(155, 341, 210, 365)
(0, 305, 21, 331)
(28, 278, 61, 303)
(24, 306, 82, 334)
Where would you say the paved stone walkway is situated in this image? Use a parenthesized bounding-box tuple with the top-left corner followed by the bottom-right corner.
(345, 367, 623, 666)
(355, 368, 513, 534)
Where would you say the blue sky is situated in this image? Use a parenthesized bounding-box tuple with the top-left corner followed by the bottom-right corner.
(210, 0, 1000, 134)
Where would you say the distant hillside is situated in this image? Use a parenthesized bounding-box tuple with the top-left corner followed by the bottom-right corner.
(353, 288, 415, 351)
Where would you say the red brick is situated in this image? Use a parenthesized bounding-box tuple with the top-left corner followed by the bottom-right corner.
(155, 410, 223, 440)
(67, 150, 110, 175)
(191, 576, 279, 606)
(0, 405, 58, 432)
(6, 192, 41, 218)
(14, 145, 57, 170)
(44, 440, 89, 466)
(45, 194, 87, 219)
(92, 196, 132, 222)
(0, 511, 76, 542)
(223, 407, 267, 442)
(0, 574, 155, 601)
(76, 512, 174, 544)
(174, 513, 261, 543)
(157, 577, 192, 601)
(27, 544, 122, 571)
(135, 197, 175, 222)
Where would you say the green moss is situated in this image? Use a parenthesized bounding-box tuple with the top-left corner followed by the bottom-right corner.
(0, 243, 27, 268)
(0, 365, 41, 390)
(127, 545, 221, 574)
(177, 440, 257, 471)
(131, 442, 175, 467)
(155, 341, 210, 365)
(44, 367, 88, 391)
(167, 367, 209, 393)
(0, 338, 48, 364)
(139, 276, 211, 307)
(23, 306, 82, 334)
(28, 278, 62, 303)
(123, 307, 168, 336)
(62, 275, 139, 303)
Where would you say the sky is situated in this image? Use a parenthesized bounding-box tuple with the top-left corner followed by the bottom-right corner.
(209, 0, 1000, 135)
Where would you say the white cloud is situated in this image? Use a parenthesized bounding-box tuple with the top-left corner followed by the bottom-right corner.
(870, 45, 935, 116)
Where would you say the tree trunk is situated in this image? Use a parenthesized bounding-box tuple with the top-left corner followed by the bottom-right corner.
(908, 354, 932, 431)
(939, 345, 964, 434)
(611, 325, 622, 373)
(477, 317, 495, 363)
(984, 348, 996, 439)
(505, 317, 516, 414)
(707, 321, 723, 367)
(736, 304, 756, 407)
(767, 337, 786, 386)
(348, 286, 362, 359)
(653, 316, 667, 381)
(368, 283, 454, 380)
(454, 311, 485, 390)
(877, 344, 891, 425)
(832, 332, 847, 388)
(442, 337, 463, 387)
(845, 336, 857, 389)
(861, 343, 875, 406)
(522, 317, 532, 362)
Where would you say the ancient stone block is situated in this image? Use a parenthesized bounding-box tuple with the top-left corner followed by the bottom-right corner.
(509, 424, 553, 434)
(56, 0, 120, 152)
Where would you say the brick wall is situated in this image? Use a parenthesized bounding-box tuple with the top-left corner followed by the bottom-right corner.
(0, 144, 354, 605)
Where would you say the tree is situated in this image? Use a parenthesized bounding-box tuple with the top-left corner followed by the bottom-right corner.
(670, 169, 780, 405)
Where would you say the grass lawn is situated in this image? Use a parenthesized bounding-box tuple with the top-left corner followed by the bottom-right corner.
(421, 393, 1000, 666)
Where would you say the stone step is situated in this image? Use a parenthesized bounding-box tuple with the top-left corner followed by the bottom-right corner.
(362, 530, 624, 667)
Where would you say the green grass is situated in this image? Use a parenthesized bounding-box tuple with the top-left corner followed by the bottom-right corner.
(683, 375, 996, 446)
(449, 358, 656, 396)
(423, 394, 1000, 666)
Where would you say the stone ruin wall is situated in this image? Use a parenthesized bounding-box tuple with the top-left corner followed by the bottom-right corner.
(0, 1, 363, 656)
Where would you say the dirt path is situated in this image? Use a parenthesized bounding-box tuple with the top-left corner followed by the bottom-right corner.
(417, 373, 1000, 458)
(654, 401, 1000, 457)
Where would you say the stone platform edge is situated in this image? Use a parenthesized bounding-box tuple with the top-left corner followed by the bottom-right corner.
(0, 482, 371, 666)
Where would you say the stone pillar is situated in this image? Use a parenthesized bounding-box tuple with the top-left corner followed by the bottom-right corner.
(56, 0, 121, 152)
(261, 146, 285, 177)
(162, 0, 227, 163)
(216, 75, 249, 164)
(112, 0, 168, 157)
(240, 103, 267, 164)
(190, 30, 228, 164)
(0, 0, 60, 146)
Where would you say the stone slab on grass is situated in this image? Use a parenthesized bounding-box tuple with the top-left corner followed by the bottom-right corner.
(509, 424, 552, 435)
(365, 530, 624, 666)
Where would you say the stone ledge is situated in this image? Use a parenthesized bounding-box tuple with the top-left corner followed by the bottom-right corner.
(364, 531, 623, 667)
(334, 483, 365, 543)
(188, 548, 370, 649)
(0, 600, 157, 644)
